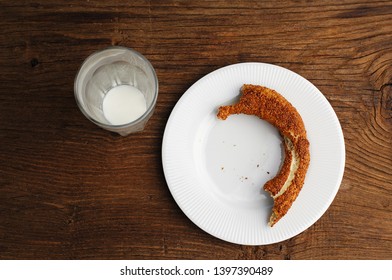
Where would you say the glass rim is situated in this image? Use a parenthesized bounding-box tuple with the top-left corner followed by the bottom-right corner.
(74, 46, 159, 129)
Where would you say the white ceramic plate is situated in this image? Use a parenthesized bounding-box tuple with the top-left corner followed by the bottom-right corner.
(162, 63, 345, 245)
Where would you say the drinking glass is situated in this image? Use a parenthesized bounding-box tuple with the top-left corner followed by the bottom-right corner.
(74, 46, 158, 136)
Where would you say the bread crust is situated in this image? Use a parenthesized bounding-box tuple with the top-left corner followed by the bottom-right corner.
(217, 84, 310, 226)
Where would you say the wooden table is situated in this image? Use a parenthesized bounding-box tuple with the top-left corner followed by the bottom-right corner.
(0, 0, 391, 260)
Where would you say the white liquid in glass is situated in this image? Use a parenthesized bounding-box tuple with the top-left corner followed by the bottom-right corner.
(103, 85, 147, 125)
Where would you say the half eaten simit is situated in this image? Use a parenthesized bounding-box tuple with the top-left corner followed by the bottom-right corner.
(217, 84, 310, 226)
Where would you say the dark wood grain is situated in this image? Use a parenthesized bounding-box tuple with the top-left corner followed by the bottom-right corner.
(0, 0, 391, 260)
